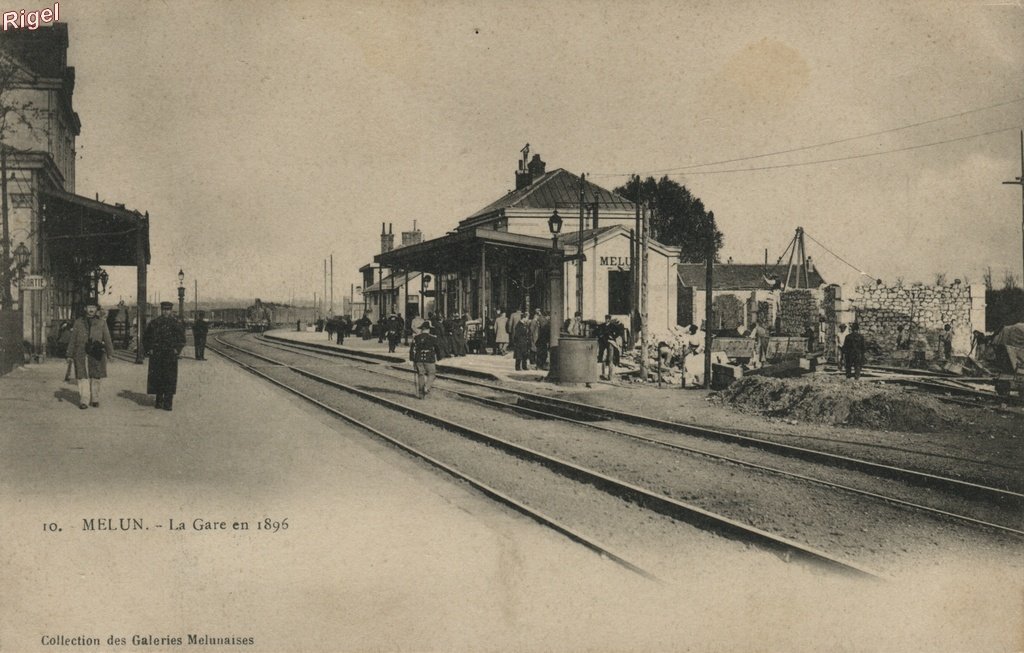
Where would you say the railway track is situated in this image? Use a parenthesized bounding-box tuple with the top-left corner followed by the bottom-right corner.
(260, 333, 1024, 506)
(252, 334, 1024, 540)
(211, 333, 885, 580)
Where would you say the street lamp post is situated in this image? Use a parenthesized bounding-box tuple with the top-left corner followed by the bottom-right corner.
(13, 241, 30, 361)
(177, 269, 185, 318)
(547, 210, 563, 379)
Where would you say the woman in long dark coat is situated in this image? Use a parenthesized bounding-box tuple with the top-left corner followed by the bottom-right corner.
(66, 302, 114, 409)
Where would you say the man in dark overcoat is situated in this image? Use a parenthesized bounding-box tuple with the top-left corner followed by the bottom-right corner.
(512, 314, 532, 371)
(192, 311, 210, 360)
(144, 301, 187, 410)
(386, 314, 403, 353)
(842, 322, 866, 380)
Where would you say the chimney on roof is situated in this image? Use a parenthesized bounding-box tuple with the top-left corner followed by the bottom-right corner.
(401, 220, 422, 247)
(527, 154, 546, 177)
(381, 222, 395, 254)
(515, 143, 533, 191)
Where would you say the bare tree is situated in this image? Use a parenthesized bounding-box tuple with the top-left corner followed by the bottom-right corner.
(1003, 271, 1019, 290)
(933, 272, 947, 286)
(983, 266, 994, 291)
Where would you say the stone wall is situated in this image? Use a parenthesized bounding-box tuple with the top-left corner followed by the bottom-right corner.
(844, 282, 984, 359)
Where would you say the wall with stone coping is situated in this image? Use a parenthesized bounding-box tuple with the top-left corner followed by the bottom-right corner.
(841, 282, 985, 359)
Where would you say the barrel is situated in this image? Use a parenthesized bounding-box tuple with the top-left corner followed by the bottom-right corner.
(551, 336, 598, 384)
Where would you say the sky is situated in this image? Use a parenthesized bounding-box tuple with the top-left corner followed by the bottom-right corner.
(55, 0, 1024, 304)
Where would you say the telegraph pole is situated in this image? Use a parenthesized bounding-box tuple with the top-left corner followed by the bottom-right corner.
(704, 233, 714, 389)
(329, 254, 334, 314)
(1, 146, 9, 309)
(576, 172, 586, 317)
(632, 175, 641, 343)
(1002, 129, 1024, 278)
(639, 202, 650, 382)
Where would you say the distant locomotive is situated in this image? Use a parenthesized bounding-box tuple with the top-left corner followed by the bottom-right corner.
(246, 299, 273, 333)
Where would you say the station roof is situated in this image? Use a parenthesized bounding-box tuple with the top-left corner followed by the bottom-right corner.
(363, 270, 421, 294)
(375, 227, 559, 273)
(459, 169, 636, 229)
(41, 188, 150, 268)
(677, 263, 826, 290)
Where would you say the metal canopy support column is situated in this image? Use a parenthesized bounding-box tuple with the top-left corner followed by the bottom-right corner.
(134, 215, 148, 364)
(479, 245, 487, 320)
(457, 273, 463, 316)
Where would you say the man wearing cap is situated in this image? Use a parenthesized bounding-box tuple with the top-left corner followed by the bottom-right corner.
(66, 301, 114, 409)
(409, 319, 441, 399)
(144, 301, 187, 410)
(192, 311, 210, 360)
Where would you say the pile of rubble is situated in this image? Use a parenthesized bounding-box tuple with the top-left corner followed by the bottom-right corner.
(619, 326, 729, 385)
(715, 375, 960, 431)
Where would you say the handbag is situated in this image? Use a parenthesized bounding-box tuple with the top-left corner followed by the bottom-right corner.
(86, 339, 106, 359)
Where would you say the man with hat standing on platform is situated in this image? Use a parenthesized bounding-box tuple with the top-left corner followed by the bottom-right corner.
(144, 301, 186, 410)
(66, 301, 114, 409)
(409, 319, 441, 399)
(192, 311, 210, 360)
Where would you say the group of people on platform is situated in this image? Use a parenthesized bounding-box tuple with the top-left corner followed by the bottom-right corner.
(315, 315, 352, 345)
(492, 308, 552, 371)
(63, 300, 207, 412)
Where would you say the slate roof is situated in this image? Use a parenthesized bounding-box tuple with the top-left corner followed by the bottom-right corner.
(556, 226, 619, 247)
(363, 271, 420, 294)
(0, 23, 69, 78)
(677, 263, 826, 290)
(461, 168, 635, 226)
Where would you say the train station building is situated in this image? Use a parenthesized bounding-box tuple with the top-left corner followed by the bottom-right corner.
(0, 25, 151, 373)
(371, 150, 681, 332)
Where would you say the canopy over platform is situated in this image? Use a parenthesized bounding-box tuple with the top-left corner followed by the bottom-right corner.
(42, 187, 150, 267)
(374, 227, 562, 273)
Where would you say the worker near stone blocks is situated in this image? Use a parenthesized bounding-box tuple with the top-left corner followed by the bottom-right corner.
(749, 320, 769, 364)
(941, 323, 955, 360)
(842, 322, 866, 380)
(835, 323, 848, 367)
(143, 301, 187, 411)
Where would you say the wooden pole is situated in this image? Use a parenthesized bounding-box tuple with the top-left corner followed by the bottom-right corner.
(704, 236, 713, 389)
(640, 203, 650, 382)
(577, 172, 586, 317)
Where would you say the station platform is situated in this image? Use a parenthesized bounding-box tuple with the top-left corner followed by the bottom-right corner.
(0, 353, 667, 652)
(266, 327, 561, 385)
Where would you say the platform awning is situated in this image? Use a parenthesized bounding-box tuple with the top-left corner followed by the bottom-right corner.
(375, 228, 561, 273)
(41, 188, 150, 267)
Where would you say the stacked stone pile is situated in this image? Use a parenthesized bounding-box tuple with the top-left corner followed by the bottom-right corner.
(779, 290, 817, 336)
